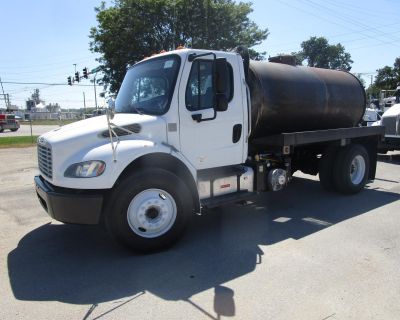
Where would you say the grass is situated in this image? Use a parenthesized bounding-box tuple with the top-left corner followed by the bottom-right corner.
(20, 119, 79, 126)
(0, 136, 39, 148)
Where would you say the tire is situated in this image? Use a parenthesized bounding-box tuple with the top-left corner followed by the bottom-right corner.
(0, 126, 3, 133)
(104, 168, 193, 252)
(10, 128, 18, 132)
(318, 146, 337, 191)
(333, 145, 370, 195)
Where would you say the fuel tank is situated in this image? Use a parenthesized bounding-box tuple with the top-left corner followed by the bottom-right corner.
(248, 60, 366, 138)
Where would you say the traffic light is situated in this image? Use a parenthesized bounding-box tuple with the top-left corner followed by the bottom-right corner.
(83, 67, 88, 79)
(74, 71, 80, 82)
(67, 76, 72, 86)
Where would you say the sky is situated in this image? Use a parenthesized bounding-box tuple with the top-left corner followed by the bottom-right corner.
(0, 0, 399, 110)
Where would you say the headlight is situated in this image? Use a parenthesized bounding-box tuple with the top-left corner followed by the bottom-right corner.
(64, 160, 106, 178)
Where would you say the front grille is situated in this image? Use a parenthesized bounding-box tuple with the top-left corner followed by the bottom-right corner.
(382, 116, 398, 135)
(38, 142, 53, 179)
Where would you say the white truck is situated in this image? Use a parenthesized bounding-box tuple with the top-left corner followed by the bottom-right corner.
(372, 103, 400, 152)
(34, 48, 385, 252)
(0, 113, 20, 132)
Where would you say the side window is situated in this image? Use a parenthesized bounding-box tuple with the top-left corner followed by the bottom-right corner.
(185, 60, 234, 111)
(226, 64, 234, 101)
(185, 60, 214, 111)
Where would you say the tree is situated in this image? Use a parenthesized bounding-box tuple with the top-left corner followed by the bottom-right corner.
(353, 73, 366, 87)
(366, 83, 380, 99)
(373, 57, 400, 90)
(296, 36, 353, 70)
(46, 103, 61, 113)
(90, 0, 269, 93)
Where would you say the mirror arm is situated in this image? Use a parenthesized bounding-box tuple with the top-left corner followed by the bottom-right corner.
(191, 110, 217, 123)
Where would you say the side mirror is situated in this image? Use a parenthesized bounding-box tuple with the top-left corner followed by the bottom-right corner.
(216, 93, 228, 112)
(107, 99, 115, 120)
(215, 58, 229, 94)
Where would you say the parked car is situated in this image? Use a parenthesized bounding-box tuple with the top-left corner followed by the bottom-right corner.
(0, 113, 20, 132)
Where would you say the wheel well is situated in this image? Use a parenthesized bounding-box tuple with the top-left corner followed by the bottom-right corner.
(317, 138, 378, 180)
(352, 138, 378, 180)
(116, 153, 200, 213)
(293, 138, 379, 180)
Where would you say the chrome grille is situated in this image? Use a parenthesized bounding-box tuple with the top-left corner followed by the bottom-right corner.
(382, 116, 398, 136)
(37, 142, 53, 179)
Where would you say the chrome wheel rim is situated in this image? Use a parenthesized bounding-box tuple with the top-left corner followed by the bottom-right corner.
(127, 188, 177, 238)
(350, 155, 365, 185)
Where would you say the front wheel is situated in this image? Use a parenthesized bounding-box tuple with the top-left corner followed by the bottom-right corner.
(104, 168, 193, 252)
(10, 128, 18, 132)
(333, 145, 370, 194)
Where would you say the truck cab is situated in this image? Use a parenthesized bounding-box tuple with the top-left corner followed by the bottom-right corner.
(35, 49, 252, 251)
(0, 113, 20, 132)
(372, 103, 400, 152)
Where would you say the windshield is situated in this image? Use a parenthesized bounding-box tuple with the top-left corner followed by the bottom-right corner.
(115, 55, 181, 115)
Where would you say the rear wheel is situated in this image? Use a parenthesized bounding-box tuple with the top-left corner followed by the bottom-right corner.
(10, 128, 18, 132)
(0, 126, 3, 133)
(333, 145, 370, 194)
(105, 168, 192, 252)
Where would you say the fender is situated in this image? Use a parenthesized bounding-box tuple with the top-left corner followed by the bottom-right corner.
(56, 139, 200, 213)
(117, 152, 201, 214)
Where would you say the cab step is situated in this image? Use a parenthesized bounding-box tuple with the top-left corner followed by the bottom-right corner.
(201, 190, 256, 208)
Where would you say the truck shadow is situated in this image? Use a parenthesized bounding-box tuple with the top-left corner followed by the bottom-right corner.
(7, 177, 400, 308)
(378, 152, 400, 164)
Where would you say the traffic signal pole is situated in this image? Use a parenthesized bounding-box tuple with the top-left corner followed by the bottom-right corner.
(93, 73, 98, 110)
(67, 66, 100, 110)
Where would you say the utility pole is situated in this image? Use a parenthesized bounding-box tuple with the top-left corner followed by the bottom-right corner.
(83, 92, 86, 119)
(0, 77, 10, 109)
(93, 74, 98, 110)
(0, 94, 10, 108)
(91, 67, 102, 111)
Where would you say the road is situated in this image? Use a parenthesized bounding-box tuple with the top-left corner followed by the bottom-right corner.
(0, 124, 60, 137)
(1, 147, 399, 319)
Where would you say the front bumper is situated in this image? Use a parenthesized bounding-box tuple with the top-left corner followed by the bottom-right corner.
(379, 136, 400, 151)
(34, 175, 104, 225)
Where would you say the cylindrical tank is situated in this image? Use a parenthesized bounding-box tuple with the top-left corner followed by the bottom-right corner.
(248, 60, 366, 139)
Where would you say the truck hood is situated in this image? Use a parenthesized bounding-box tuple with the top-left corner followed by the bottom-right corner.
(38, 114, 168, 184)
(41, 113, 167, 146)
(381, 103, 400, 118)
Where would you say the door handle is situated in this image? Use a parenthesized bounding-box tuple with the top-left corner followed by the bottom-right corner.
(232, 124, 242, 143)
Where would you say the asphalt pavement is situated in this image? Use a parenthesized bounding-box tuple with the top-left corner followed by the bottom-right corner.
(1, 147, 399, 319)
(0, 124, 60, 137)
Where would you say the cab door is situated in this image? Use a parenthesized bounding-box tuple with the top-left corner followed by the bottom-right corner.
(178, 55, 245, 170)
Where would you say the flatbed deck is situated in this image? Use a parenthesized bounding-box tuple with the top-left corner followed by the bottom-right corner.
(252, 126, 385, 147)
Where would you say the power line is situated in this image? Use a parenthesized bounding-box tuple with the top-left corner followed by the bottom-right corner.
(324, 0, 398, 18)
(276, 0, 399, 47)
(298, 0, 400, 45)
(265, 21, 400, 50)
(0, 55, 98, 70)
(2, 81, 101, 87)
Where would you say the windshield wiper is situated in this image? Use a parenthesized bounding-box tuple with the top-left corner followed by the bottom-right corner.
(119, 104, 144, 115)
(130, 103, 144, 115)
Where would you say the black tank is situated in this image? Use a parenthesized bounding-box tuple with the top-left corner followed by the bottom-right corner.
(248, 60, 366, 138)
